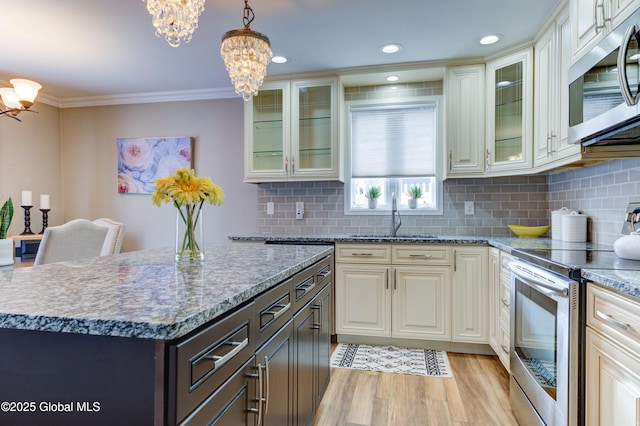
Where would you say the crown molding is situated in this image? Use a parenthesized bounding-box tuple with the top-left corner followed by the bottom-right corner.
(58, 87, 239, 108)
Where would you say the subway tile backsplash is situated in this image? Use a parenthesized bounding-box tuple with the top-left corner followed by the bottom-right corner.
(548, 158, 640, 246)
(256, 176, 549, 237)
(255, 158, 640, 245)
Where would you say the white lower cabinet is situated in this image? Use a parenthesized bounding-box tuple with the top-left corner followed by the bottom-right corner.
(586, 283, 640, 426)
(335, 244, 488, 346)
(489, 248, 511, 371)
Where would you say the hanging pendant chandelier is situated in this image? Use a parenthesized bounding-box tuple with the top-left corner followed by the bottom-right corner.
(0, 79, 42, 122)
(220, 0, 272, 101)
(145, 0, 206, 48)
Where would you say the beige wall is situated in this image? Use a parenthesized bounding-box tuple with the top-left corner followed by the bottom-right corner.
(1, 97, 258, 252)
(0, 102, 63, 237)
(59, 98, 258, 252)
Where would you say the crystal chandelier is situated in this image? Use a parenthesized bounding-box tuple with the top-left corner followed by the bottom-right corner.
(0, 79, 42, 122)
(220, 0, 272, 101)
(144, 0, 206, 48)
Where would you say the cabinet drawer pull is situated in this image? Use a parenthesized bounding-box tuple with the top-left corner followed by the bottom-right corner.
(501, 345, 509, 354)
(296, 280, 316, 298)
(501, 298, 510, 307)
(409, 254, 432, 258)
(263, 356, 270, 416)
(263, 302, 291, 321)
(203, 337, 249, 370)
(596, 310, 633, 333)
(317, 270, 330, 277)
(351, 253, 374, 257)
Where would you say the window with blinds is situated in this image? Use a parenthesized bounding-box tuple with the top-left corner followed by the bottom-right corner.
(345, 98, 443, 214)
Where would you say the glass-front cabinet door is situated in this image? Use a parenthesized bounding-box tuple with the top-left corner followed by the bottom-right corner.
(244, 77, 341, 182)
(244, 81, 291, 181)
(485, 48, 533, 174)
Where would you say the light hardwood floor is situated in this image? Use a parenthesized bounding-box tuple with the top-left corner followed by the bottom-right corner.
(311, 351, 518, 426)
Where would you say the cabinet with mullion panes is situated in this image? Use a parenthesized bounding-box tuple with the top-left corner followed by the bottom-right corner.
(485, 48, 533, 175)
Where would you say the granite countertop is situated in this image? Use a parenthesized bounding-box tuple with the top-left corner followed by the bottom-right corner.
(0, 242, 332, 341)
(230, 234, 640, 300)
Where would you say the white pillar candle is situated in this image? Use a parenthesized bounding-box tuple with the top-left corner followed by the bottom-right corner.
(40, 194, 50, 210)
(21, 190, 32, 206)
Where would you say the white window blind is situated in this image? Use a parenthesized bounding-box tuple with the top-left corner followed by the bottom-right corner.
(351, 104, 437, 177)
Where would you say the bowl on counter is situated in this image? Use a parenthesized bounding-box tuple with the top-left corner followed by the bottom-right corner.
(508, 224, 551, 238)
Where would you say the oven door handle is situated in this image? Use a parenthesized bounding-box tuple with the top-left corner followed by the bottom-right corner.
(509, 262, 570, 297)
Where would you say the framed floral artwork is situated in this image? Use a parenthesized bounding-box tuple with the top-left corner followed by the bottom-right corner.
(117, 136, 193, 194)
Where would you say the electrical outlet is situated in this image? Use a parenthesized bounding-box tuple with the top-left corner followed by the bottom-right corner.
(464, 201, 474, 215)
(267, 202, 274, 215)
(295, 202, 304, 220)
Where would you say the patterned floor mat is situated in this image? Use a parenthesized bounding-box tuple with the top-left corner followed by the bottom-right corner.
(330, 343, 453, 377)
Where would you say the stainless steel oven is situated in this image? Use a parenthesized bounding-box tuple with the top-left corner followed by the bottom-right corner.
(509, 258, 582, 426)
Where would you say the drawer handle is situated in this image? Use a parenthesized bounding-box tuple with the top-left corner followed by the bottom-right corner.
(204, 337, 249, 370)
(351, 253, 374, 257)
(501, 298, 510, 308)
(409, 254, 432, 258)
(317, 270, 331, 279)
(501, 344, 509, 354)
(596, 310, 633, 334)
(296, 281, 316, 298)
(264, 302, 291, 322)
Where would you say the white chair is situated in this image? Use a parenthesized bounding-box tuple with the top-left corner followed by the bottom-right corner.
(34, 219, 109, 266)
(92, 218, 125, 255)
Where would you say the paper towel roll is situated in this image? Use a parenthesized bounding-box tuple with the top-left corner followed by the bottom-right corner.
(551, 207, 570, 240)
(561, 212, 587, 242)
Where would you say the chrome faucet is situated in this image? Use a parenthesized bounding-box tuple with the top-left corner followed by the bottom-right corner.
(391, 192, 401, 236)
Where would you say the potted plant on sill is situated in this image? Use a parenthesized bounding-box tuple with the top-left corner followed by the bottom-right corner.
(365, 186, 381, 209)
(0, 197, 14, 266)
(406, 185, 423, 209)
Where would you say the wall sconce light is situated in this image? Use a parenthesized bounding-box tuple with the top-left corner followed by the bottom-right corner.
(0, 79, 42, 122)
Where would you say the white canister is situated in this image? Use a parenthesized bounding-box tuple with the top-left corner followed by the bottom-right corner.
(551, 207, 571, 240)
(561, 211, 587, 242)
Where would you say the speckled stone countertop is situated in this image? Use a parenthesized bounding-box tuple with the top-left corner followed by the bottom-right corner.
(231, 234, 640, 300)
(0, 242, 332, 340)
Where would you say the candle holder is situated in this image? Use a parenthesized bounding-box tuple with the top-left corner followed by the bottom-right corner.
(39, 209, 51, 234)
(21, 205, 34, 235)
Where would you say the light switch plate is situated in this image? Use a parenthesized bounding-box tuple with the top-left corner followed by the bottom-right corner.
(464, 201, 474, 215)
(267, 202, 274, 215)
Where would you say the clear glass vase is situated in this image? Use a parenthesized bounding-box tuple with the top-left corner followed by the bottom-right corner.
(175, 204, 204, 264)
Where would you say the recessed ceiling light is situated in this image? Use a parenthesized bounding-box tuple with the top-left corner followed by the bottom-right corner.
(386, 75, 399, 82)
(479, 34, 501, 45)
(271, 56, 288, 64)
(379, 43, 403, 54)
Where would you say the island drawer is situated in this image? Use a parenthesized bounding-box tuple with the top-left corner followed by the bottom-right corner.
(294, 254, 332, 311)
(170, 302, 256, 425)
(335, 244, 391, 263)
(391, 245, 451, 265)
(255, 277, 294, 349)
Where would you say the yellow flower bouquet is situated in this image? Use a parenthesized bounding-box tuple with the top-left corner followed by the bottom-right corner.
(152, 168, 224, 263)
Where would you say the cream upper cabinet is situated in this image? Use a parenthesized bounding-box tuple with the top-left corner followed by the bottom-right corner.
(445, 64, 486, 177)
(451, 247, 489, 343)
(586, 283, 640, 426)
(485, 48, 534, 175)
(534, 5, 581, 169)
(244, 77, 341, 183)
(570, 0, 640, 63)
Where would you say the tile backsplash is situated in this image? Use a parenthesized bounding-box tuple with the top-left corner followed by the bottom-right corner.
(255, 158, 640, 244)
(256, 176, 549, 237)
(548, 158, 640, 246)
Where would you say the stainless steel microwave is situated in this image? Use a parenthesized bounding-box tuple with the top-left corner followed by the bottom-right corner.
(568, 7, 640, 147)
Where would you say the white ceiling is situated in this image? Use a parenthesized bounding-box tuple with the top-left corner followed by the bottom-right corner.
(0, 0, 560, 103)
